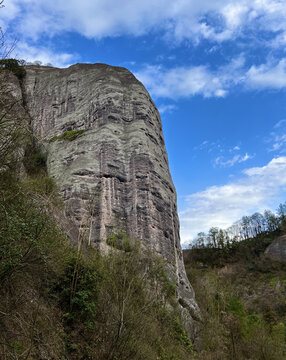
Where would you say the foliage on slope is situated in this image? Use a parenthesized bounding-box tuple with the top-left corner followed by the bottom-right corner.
(184, 233, 286, 360)
(0, 169, 195, 360)
(0, 59, 26, 80)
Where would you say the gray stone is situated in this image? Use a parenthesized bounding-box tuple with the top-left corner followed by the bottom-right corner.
(22, 63, 201, 342)
(265, 235, 286, 262)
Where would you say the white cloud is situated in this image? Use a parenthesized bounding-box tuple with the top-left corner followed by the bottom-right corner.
(158, 104, 177, 114)
(180, 156, 286, 246)
(246, 59, 286, 89)
(1, 0, 286, 46)
(136, 64, 227, 98)
(14, 41, 76, 68)
(214, 152, 254, 167)
(222, 3, 249, 28)
(0, 0, 20, 28)
(2, 1, 286, 96)
(274, 119, 286, 128)
(271, 31, 286, 48)
(269, 134, 286, 152)
(267, 120, 286, 153)
(194, 140, 210, 151)
(135, 62, 240, 98)
(194, 140, 241, 155)
(135, 56, 286, 99)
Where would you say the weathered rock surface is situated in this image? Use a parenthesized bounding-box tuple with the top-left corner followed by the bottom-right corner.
(0, 71, 28, 172)
(23, 63, 201, 342)
(265, 235, 286, 262)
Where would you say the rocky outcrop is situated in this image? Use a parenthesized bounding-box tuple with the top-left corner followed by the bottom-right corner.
(23, 63, 201, 342)
(265, 235, 286, 262)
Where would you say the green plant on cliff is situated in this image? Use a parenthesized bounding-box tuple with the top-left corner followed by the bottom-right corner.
(23, 136, 47, 175)
(49, 129, 85, 142)
(0, 58, 26, 80)
(106, 230, 134, 251)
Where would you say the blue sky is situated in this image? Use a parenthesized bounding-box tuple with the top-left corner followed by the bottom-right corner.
(2, 0, 286, 245)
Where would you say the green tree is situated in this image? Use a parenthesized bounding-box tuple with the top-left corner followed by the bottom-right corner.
(277, 202, 286, 231)
(264, 210, 279, 232)
(208, 227, 219, 248)
(193, 232, 207, 248)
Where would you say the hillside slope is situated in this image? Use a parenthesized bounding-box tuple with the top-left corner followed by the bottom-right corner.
(184, 234, 286, 359)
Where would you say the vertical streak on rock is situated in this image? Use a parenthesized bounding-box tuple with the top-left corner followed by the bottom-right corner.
(99, 147, 106, 245)
(129, 154, 138, 239)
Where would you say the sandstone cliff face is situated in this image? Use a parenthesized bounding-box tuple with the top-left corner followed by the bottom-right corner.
(23, 63, 201, 341)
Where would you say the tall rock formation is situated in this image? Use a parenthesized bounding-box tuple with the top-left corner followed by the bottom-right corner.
(23, 63, 201, 342)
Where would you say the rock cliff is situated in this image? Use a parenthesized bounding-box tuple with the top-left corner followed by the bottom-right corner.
(23, 63, 201, 342)
(265, 235, 286, 262)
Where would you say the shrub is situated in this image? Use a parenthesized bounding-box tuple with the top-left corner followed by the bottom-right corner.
(23, 137, 47, 175)
(22, 176, 57, 196)
(54, 253, 102, 326)
(0, 58, 26, 80)
(0, 174, 66, 288)
(106, 230, 133, 252)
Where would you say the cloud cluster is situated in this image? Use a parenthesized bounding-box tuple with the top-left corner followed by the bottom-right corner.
(267, 119, 286, 154)
(214, 153, 254, 167)
(246, 59, 286, 90)
(135, 65, 230, 99)
(193, 140, 224, 153)
(135, 56, 286, 99)
(2, 0, 286, 45)
(192, 140, 254, 169)
(157, 104, 177, 114)
(1, 1, 286, 91)
(14, 42, 75, 68)
(180, 156, 286, 245)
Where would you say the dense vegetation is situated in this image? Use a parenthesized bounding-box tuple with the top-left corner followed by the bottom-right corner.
(184, 228, 286, 359)
(0, 168, 196, 360)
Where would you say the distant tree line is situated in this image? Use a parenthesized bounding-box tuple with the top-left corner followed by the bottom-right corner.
(190, 202, 286, 249)
(24, 60, 53, 66)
